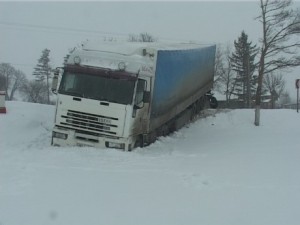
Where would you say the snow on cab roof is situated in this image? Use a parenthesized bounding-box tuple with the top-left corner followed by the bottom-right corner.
(82, 40, 214, 55)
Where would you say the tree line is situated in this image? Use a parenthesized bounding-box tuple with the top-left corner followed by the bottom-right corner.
(1, 0, 300, 127)
(0, 48, 53, 104)
(215, 0, 300, 125)
(214, 31, 289, 109)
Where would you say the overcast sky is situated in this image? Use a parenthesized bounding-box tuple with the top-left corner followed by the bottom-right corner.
(1, 1, 300, 95)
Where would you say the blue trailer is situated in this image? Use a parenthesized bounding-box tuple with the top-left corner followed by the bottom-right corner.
(150, 45, 216, 133)
(51, 41, 217, 150)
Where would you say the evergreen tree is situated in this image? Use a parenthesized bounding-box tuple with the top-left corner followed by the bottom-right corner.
(21, 79, 48, 104)
(33, 49, 52, 104)
(230, 31, 258, 108)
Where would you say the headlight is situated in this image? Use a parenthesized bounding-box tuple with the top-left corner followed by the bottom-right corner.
(105, 142, 125, 149)
(52, 131, 68, 140)
(118, 62, 126, 71)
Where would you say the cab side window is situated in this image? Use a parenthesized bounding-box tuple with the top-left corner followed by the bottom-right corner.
(135, 79, 146, 106)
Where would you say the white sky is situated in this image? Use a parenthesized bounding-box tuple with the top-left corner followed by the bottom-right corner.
(0, 1, 300, 95)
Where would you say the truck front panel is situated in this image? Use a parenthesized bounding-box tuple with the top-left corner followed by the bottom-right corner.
(52, 94, 135, 150)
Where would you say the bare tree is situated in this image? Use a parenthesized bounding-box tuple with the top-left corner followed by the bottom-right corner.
(0, 63, 27, 100)
(128, 32, 156, 42)
(103, 37, 117, 42)
(214, 45, 236, 106)
(0, 63, 14, 100)
(263, 72, 285, 108)
(20, 80, 48, 104)
(221, 45, 237, 105)
(9, 69, 27, 100)
(255, 0, 300, 125)
(128, 34, 139, 42)
(213, 45, 225, 92)
(139, 32, 156, 42)
(0, 74, 5, 91)
(279, 91, 291, 105)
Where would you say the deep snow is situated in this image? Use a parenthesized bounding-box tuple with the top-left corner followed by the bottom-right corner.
(1, 101, 300, 225)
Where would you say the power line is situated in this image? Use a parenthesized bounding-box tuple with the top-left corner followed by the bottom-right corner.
(0, 62, 35, 67)
(0, 21, 128, 37)
(0, 20, 201, 44)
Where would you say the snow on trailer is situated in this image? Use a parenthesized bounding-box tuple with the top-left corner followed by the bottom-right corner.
(69, 41, 214, 75)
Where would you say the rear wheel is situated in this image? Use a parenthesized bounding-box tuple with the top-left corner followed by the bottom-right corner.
(190, 103, 198, 120)
(160, 124, 169, 137)
(209, 96, 218, 109)
(134, 134, 144, 148)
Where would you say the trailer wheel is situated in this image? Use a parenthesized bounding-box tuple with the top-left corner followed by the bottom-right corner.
(209, 96, 218, 109)
(134, 135, 145, 148)
(199, 96, 210, 110)
(190, 103, 197, 120)
(195, 100, 202, 114)
(161, 125, 169, 136)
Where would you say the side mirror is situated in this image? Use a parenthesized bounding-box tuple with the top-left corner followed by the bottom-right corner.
(143, 91, 151, 103)
(51, 69, 60, 94)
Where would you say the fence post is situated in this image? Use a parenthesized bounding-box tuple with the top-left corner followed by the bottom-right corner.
(0, 91, 6, 113)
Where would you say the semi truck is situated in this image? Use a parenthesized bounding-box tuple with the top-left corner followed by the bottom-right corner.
(51, 41, 217, 151)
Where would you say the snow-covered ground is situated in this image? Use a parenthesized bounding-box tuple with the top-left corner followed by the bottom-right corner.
(1, 101, 300, 225)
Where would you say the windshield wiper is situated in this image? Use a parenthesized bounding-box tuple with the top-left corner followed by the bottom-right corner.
(97, 97, 119, 103)
(60, 90, 84, 98)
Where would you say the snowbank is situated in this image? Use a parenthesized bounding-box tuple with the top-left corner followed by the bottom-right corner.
(1, 101, 300, 225)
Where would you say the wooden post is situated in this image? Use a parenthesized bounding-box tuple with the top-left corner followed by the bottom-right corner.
(297, 87, 299, 113)
(296, 79, 300, 113)
(0, 91, 6, 113)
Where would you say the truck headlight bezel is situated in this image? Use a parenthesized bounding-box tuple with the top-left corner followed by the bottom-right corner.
(52, 131, 68, 140)
(105, 142, 125, 149)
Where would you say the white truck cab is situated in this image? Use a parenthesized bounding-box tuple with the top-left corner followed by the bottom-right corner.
(52, 42, 154, 151)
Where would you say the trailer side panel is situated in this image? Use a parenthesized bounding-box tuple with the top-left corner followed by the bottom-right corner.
(150, 45, 216, 124)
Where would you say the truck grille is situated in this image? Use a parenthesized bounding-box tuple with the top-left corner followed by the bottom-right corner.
(60, 110, 118, 136)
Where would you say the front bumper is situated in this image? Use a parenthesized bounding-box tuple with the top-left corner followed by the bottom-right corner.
(51, 126, 134, 151)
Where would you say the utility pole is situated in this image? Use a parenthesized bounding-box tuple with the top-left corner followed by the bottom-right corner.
(296, 79, 300, 113)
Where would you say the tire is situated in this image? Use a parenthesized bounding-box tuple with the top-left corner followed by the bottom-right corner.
(209, 96, 218, 109)
(134, 135, 144, 148)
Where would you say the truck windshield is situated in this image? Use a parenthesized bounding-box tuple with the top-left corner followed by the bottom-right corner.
(58, 71, 135, 105)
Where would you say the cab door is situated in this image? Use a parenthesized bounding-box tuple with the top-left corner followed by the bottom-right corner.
(132, 77, 151, 134)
